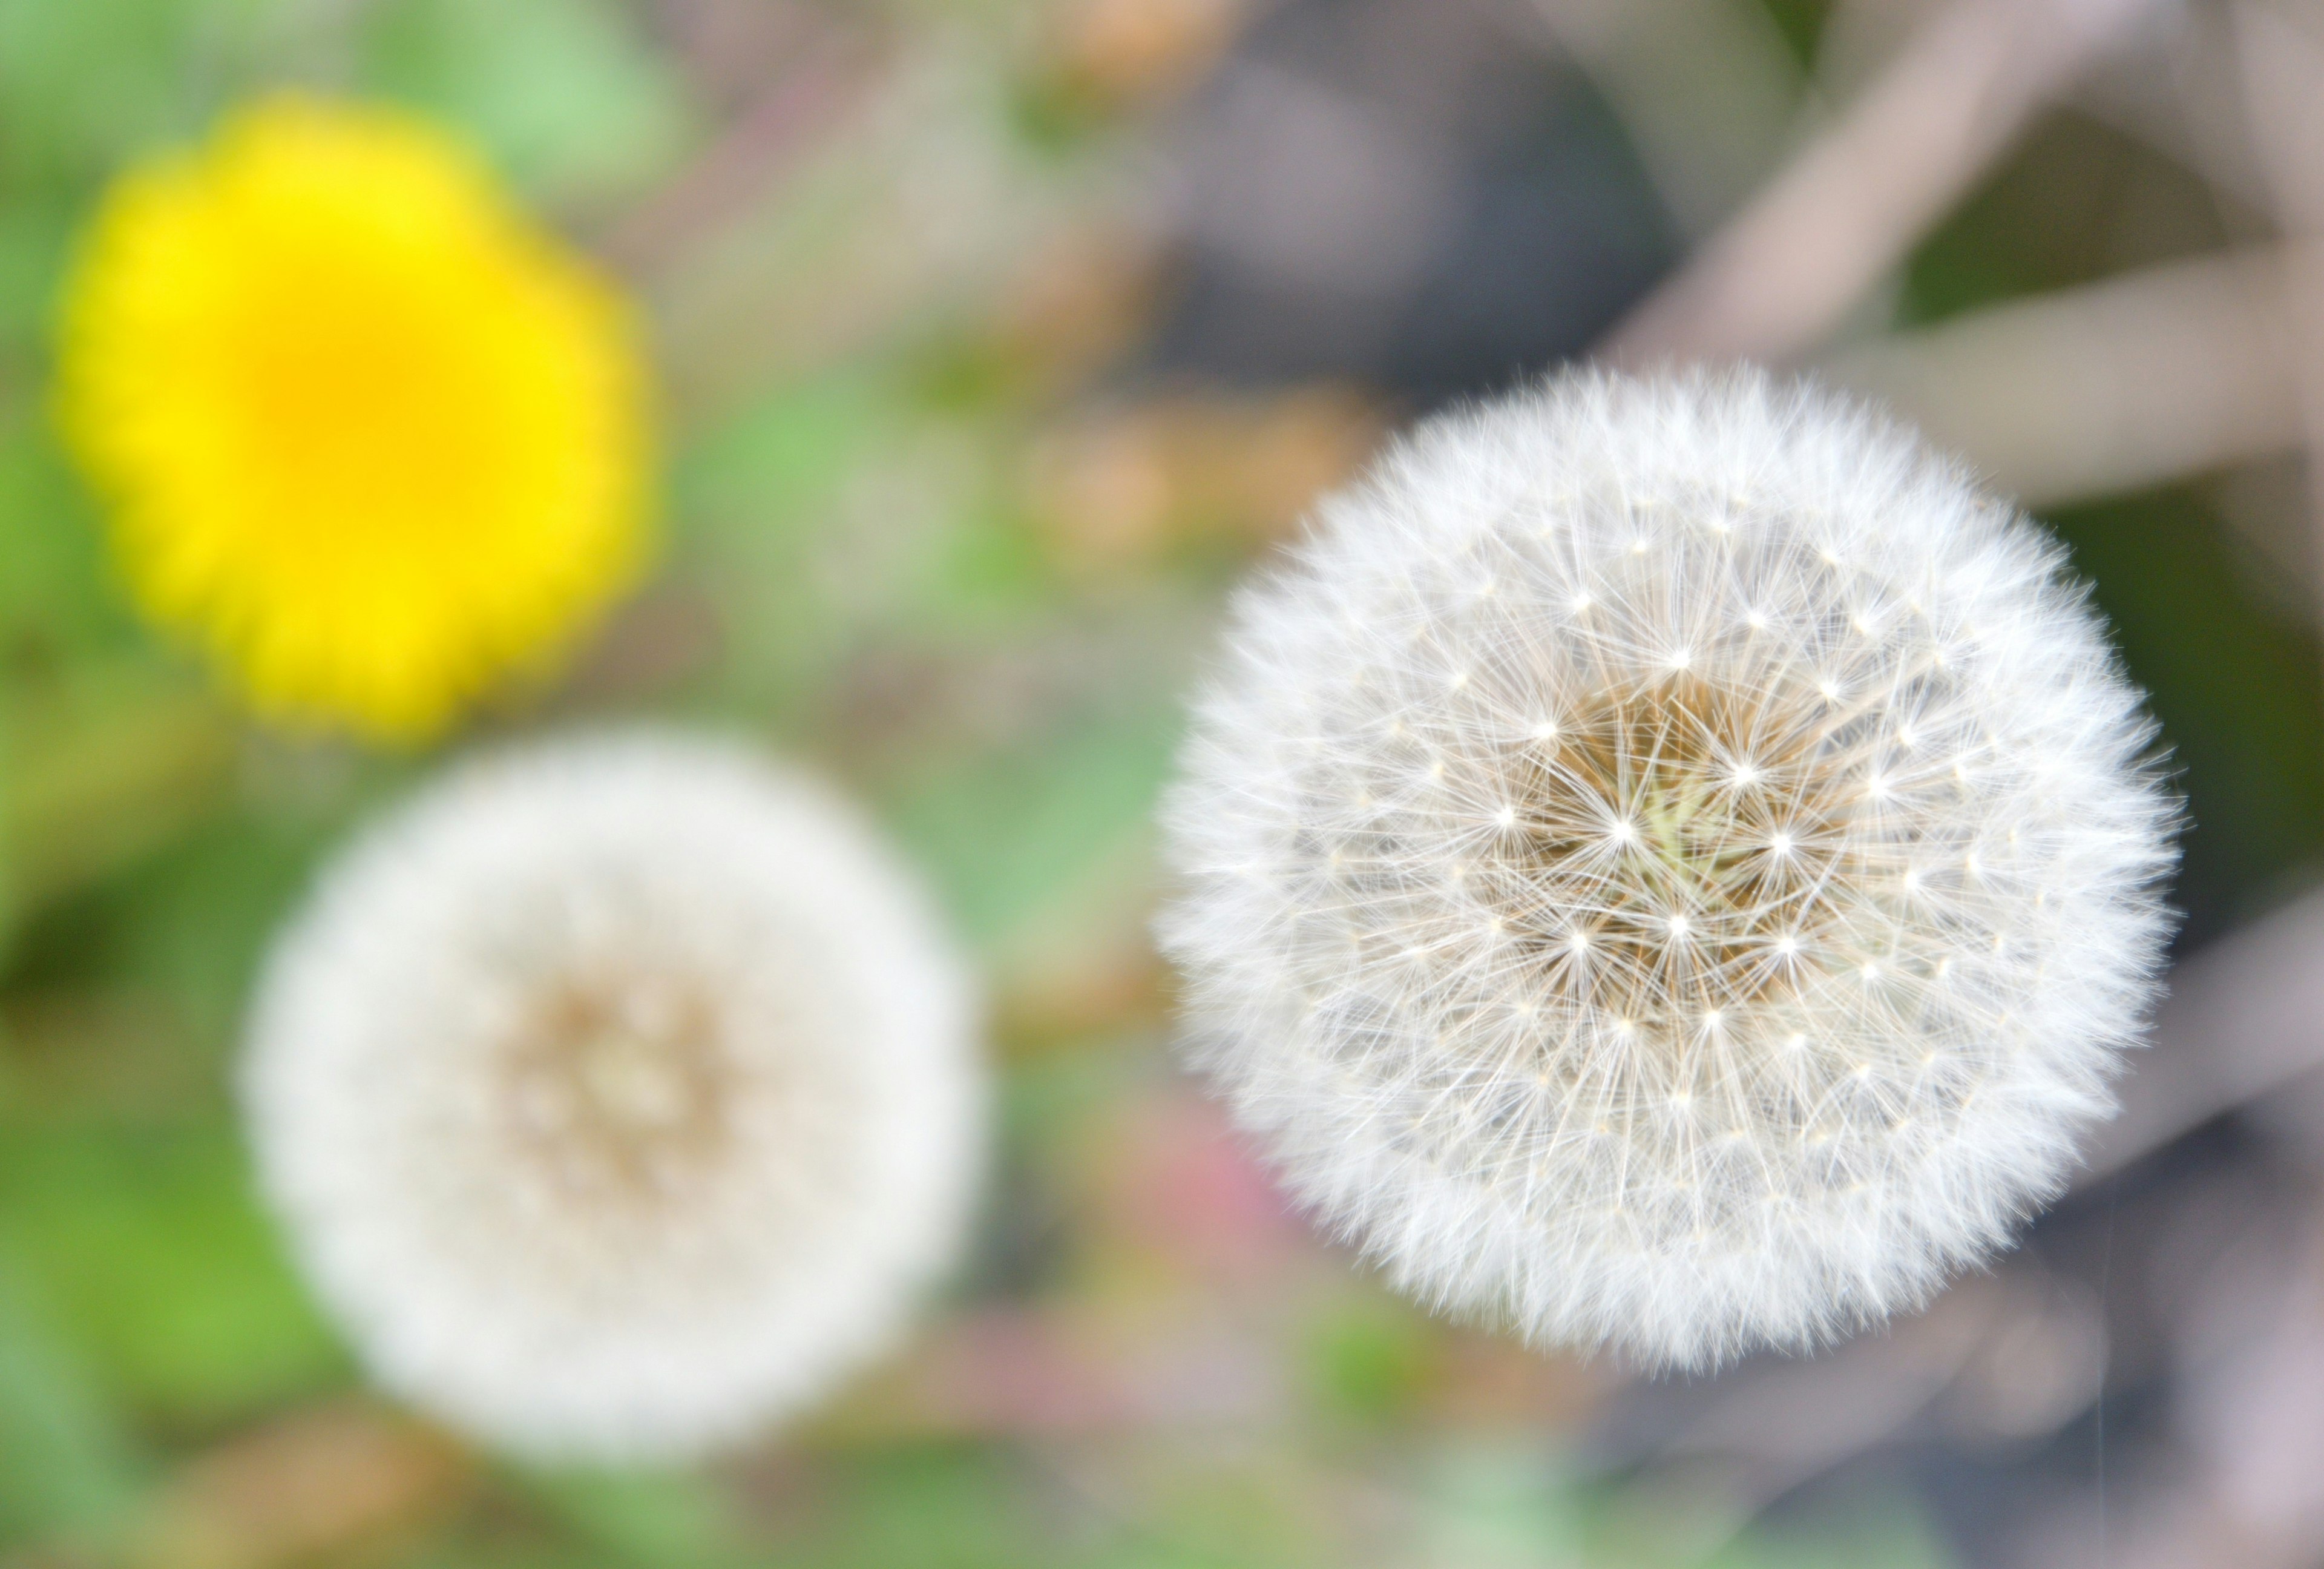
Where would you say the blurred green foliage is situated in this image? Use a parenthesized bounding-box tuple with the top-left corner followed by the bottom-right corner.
(2, 0, 2311, 1565)
(359, 0, 695, 209)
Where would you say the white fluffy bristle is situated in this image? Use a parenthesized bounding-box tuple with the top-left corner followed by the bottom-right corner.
(243, 732, 983, 1460)
(1158, 368, 2176, 1369)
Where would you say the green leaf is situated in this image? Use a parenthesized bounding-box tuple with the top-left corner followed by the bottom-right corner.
(0, 400, 132, 655)
(884, 692, 1181, 949)
(0, 1253, 141, 1542)
(1, 660, 238, 947)
(0, 0, 287, 188)
(1303, 1297, 1438, 1426)
(2049, 488, 2324, 941)
(357, 0, 697, 213)
(0, 1124, 344, 1425)
(517, 1467, 746, 1569)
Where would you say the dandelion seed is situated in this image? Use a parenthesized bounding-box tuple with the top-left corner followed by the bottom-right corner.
(1157, 369, 2176, 1370)
(243, 734, 983, 1459)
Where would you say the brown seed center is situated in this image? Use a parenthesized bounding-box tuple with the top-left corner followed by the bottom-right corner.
(1476, 674, 1847, 1024)
(499, 974, 732, 1205)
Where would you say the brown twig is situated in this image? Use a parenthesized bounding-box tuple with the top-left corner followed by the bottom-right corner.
(1612, 1268, 2106, 1561)
(597, 22, 885, 280)
(1601, 0, 2161, 366)
(1821, 246, 2306, 505)
(2230, 1, 2324, 634)
(2081, 885, 2324, 1185)
(2069, 1, 2279, 214)
(134, 1402, 469, 1569)
(646, 0, 824, 114)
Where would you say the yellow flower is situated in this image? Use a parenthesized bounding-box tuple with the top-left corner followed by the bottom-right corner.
(57, 95, 652, 742)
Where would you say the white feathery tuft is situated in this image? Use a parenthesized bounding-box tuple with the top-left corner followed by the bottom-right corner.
(1158, 368, 2177, 1370)
(243, 732, 983, 1461)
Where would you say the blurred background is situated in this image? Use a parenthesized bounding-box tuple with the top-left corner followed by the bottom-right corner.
(5, 0, 2324, 1564)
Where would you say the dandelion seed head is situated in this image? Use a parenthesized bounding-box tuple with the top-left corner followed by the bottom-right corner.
(243, 734, 983, 1459)
(1158, 369, 2176, 1370)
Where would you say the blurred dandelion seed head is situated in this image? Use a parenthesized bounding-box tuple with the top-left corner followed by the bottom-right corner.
(57, 94, 651, 742)
(1158, 369, 2177, 1370)
(243, 733, 983, 1461)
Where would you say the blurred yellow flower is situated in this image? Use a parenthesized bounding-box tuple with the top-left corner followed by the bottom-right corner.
(57, 95, 652, 742)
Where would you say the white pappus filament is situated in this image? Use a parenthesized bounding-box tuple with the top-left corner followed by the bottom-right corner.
(1158, 369, 2176, 1369)
(242, 732, 983, 1460)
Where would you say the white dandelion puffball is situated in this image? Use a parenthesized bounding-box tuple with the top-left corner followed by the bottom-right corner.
(1159, 369, 2176, 1370)
(243, 733, 983, 1461)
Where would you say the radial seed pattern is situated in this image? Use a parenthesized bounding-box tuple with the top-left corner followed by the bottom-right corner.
(244, 734, 982, 1459)
(1160, 370, 2176, 1369)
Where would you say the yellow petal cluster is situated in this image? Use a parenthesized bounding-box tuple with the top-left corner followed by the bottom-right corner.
(57, 94, 652, 742)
